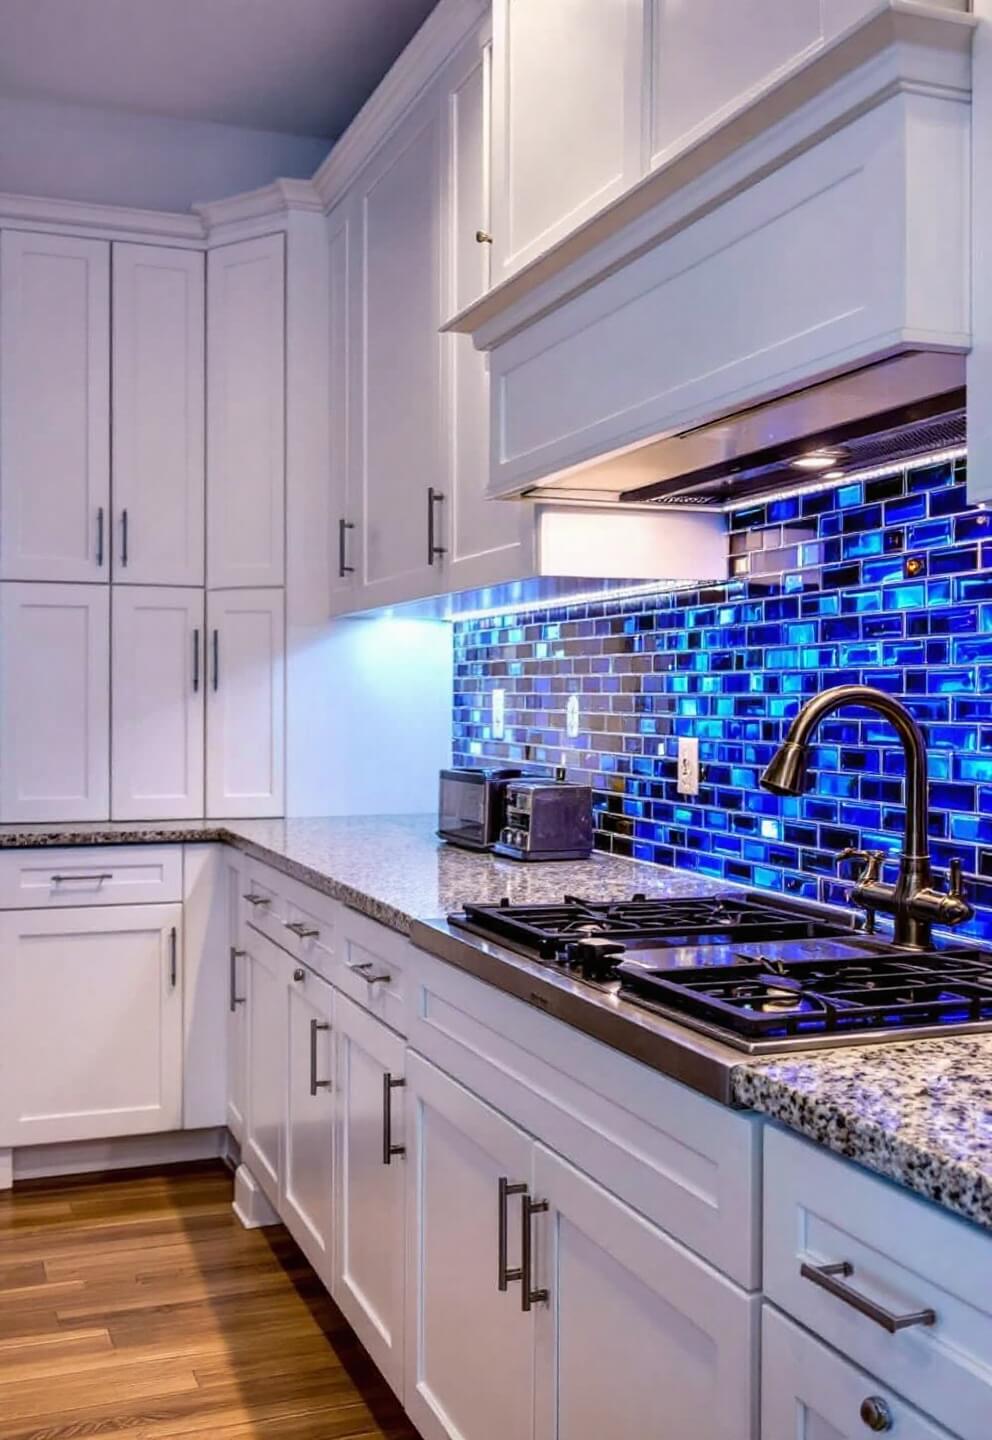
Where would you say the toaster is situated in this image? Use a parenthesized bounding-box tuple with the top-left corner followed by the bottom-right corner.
(492, 776, 594, 861)
(438, 766, 522, 850)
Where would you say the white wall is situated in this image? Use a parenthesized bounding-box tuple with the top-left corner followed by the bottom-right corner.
(0, 93, 329, 212)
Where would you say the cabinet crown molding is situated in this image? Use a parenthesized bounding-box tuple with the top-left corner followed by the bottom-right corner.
(195, 177, 324, 238)
(0, 190, 203, 244)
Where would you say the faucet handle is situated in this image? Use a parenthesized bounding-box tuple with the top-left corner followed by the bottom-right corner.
(948, 856, 965, 901)
(836, 847, 886, 884)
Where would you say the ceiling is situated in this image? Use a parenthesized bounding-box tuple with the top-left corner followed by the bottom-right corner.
(0, 0, 443, 141)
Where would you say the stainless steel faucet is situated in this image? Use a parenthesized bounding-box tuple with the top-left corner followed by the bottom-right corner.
(760, 684, 973, 949)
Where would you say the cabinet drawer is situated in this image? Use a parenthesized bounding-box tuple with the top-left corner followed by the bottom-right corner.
(335, 906, 407, 1037)
(241, 862, 337, 978)
(762, 1306, 955, 1440)
(0, 845, 182, 907)
(764, 1125, 992, 1439)
(241, 862, 288, 946)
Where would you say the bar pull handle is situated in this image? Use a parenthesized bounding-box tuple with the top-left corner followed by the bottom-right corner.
(51, 872, 112, 885)
(338, 518, 355, 577)
(498, 1177, 526, 1291)
(169, 927, 178, 989)
(96, 507, 105, 567)
(212, 629, 219, 691)
(800, 1261, 936, 1334)
(192, 628, 200, 693)
(120, 509, 129, 568)
(309, 1018, 331, 1095)
(242, 892, 271, 908)
(229, 946, 246, 1012)
(427, 487, 446, 566)
(347, 960, 391, 985)
(382, 1073, 405, 1164)
(285, 919, 319, 939)
(521, 1193, 549, 1311)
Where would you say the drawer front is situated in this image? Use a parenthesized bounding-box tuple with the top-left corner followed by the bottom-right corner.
(764, 1125, 992, 1439)
(0, 845, 183, 907)
(335, 906, 407, 1037)
(241, 861, 337, 978)
(762, 1306, 954, 1440)
(241, 862, 288, 948)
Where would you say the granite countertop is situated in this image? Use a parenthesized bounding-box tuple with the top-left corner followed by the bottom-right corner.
(1, 814, 989, 1233)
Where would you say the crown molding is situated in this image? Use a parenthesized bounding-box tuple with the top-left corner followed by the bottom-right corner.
(194, 177, 324, 240)
(0, 190, 204, 243)
(313, 0, 488, 212)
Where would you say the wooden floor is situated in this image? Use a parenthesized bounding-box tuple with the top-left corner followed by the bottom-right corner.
(0, 1161, 420, 1439)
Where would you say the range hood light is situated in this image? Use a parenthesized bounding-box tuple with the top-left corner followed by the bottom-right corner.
(792, 450, 844, 471)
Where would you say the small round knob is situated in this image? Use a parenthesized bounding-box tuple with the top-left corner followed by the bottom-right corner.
(860, 1396, 893, 1433)
(475, 229, 493, 244)
(293, 967, 306, 983)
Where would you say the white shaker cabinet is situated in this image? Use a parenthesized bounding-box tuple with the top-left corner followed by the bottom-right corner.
(207, 234, 286, 590)
(112, 244, 205, 586)
(111, 587, 205, 821)
(490, 0, 642, 280)
(405, 1053, 536, 1440)
(334, 994, 406, 1397)
(327, 197, 358, 606)
(283, 965, 336, 1289)
(0, 582, 109, 822)
(0, 904, 183, 1147)
(244, 928, 292, 1209)
(205, 588, 285, 819)
(224, 853, 248, 1144)
(0, 230, 110, 582)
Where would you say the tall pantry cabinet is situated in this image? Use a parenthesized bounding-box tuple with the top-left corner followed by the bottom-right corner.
(0, 224, 286, 821)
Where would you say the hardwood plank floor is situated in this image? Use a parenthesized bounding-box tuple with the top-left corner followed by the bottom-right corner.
(0, 1161, 420, 1440)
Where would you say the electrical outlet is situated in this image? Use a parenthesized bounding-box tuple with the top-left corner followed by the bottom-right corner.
(492, 688, 506, 741)
(566, 694, 580, 740)
(677, 736, 700, 796)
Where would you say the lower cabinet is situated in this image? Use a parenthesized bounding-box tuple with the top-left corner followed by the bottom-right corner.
(0, 903, 183, 1146)
(404, 1052, 758, 1440)
(762, 1307, 955, 1440)
(224, 853, 248, 1144)
(244, 929, 292, 1207)
(334, 993, 406, 1397)
(283, 965, 335, 1287)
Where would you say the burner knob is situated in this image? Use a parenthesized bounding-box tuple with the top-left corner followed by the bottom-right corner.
(565, 938, 626, 982)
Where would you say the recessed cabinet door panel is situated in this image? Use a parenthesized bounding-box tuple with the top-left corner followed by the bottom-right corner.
(358, 94, 443, 598)
(205, 589, 284, 819)
(533, 1144, 758, 1440)
(405, 1054, 535, 1440)
(334, 995, 405, 1396)
(0, 904, 183, 1147)
(284, 971, 335, 1288)
(0, 231, 110, 582)
(0, 583, 109, 822)
(113, 244, 205, 586)
(244, 932, 290, 1208)
(207, 235, 285, 589)
(328, 200, 357, 607)
(112, 587, 204, 821)
(491, 0, 642, 278)
(224, 853, 248, 1144)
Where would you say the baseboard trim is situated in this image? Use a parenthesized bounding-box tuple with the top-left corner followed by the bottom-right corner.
(10, 1127, 230, 1183)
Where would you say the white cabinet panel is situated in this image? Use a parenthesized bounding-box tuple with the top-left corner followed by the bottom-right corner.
(762, 1307, 955, 1440)
(533, 1145, 758, 1440)
(0, 231, 110, 582)
(335, 995, 405, 1396)
(112, 244, 205, 586)
(327, 200, 357, 606)
(224, 852, 248, 1144)
(284, 967, 335, 1286)
(244, 929, 290, 1208)
(207, 234, 285, 589)
(205, 588, 284, 819)
(0, 582, 109, 822)
(405, 1053, 535, 1440)
(0, 904, 183, 1147)
(111, 587, 204, 821)
(491, 0, 642, 279)
(356, 91, 443, 600)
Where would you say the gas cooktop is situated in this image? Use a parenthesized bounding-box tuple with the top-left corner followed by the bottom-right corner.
(447, 892, 992, 1053)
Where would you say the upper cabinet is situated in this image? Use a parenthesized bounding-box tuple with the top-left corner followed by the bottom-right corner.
(490, 0, 643, 281)
(207, 234, 286, 589)
(0, 231, 110, 583)
(112, 244, 205, 586)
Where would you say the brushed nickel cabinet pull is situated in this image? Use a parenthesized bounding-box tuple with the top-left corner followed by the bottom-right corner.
(800, 1261, 936, 1333)
(212, 628, 219, 691)
(169, 927, 178, 989)
(521, 1193, 549, 1311)
(192, 628, 200, 693)
(347, 959, 391, 985)
(382, 1073, 405, 1164)
(338, 518, 355, 577)
(309, 1018, 331, 1095)
(285, 919, 319, 939)
(498, 1177, 526, 1291)
(427, 487, 446, 566)
(96, 507, 105, 567)
(51, 872, 112, 885)
(120, 508, 129, 567)
(229, 946, 246, 1012)
(242, 892, 271, 908)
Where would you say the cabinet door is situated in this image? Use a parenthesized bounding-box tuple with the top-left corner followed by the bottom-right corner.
(207, 235, 285, 589)
(335, 994, 405, 1396)
(205, 589, 284, 819)
(0, 582, 110, 822)
(284, 966, 335, 1288)
(111, 587, 205, 821)
(354, 89, 444, 604)
(405, 1054, 535, 1440)
(0, 231, 110, 582)
(0, 904, 183, 1147)
(328, 198, 358, 609)
(225, 853, 248, 1144)
(442, 28, 533, 593)
(532, 1144, 758, 1440)
(490, 0, 642, 279)
(244, 930, 290, 1208)
(762, 1307, 954, 1440)
(112, 244, 205, 586)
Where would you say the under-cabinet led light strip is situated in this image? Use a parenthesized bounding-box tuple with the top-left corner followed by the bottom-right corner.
(721, 444, 969, 512)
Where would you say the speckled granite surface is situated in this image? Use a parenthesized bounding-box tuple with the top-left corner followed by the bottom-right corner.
(734, 1040, 992, 1231)
(0, 814, 726, 934)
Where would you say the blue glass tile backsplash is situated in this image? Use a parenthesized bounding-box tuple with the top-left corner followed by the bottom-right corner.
(452, 458, 992, 942)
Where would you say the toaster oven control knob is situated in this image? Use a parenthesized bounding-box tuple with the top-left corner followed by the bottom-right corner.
(566, 938, 626, 982)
